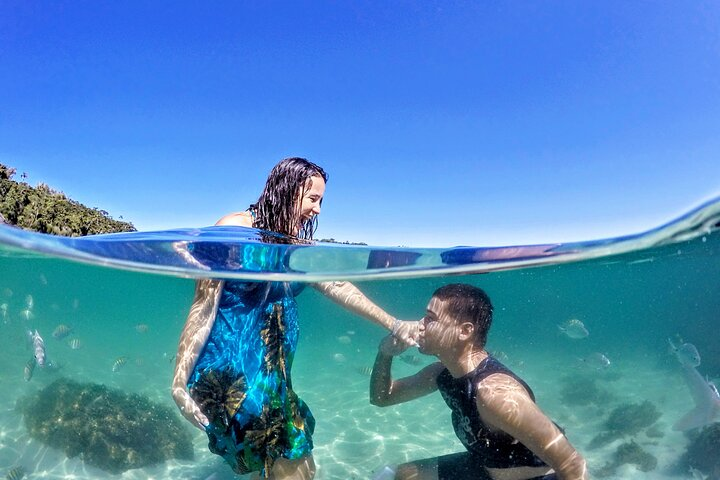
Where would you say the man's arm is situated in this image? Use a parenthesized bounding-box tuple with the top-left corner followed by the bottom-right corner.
(370, 334, 444, 407)
(477, 375, 588, 480)
(313, 281, 417, 344)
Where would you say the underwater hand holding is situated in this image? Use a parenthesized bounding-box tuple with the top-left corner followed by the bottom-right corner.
(392, 319, 419, 347)
(380, 334, 411, 357)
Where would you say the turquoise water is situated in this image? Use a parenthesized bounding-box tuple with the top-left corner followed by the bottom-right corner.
(1, 200, 719, 479)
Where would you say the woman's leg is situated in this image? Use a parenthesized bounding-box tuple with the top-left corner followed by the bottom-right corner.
(268, 455, 316, 480)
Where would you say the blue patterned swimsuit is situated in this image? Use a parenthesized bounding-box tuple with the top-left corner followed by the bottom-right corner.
(188, 280, 314, 476)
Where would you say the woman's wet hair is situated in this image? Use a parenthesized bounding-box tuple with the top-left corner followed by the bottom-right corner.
(251, 157, 328, 240)
(432, 284, 493, 346)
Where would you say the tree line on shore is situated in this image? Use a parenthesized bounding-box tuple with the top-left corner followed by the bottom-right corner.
(0, 163, 136, 236)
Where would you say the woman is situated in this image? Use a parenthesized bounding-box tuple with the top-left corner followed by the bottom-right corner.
(172, 158, 415, 479)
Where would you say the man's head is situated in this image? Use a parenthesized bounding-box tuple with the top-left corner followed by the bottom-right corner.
(418, 284, 493, 355)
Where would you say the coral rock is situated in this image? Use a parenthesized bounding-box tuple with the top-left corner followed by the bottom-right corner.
(20, 378, 193, 474)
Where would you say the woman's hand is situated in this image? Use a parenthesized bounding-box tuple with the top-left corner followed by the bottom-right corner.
(392, 319, 420, 347)
(172, 386, 209, 431)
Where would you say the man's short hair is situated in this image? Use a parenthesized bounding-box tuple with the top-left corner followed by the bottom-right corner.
(432, 284, 493, 346)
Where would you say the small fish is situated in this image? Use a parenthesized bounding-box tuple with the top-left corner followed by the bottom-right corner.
(579, 352, 611, 370)
(399, 354, 423, 366)
(558, 319, 589, 339)
(2, 288, 12, 298)
(5, 466, 25, 480)
(52, 324, 73, 340)
(29, 330, 46, 367)
(24, 294, 33, 309)
(19, 309, 33, 321)
(332, 353, 346, 363)
(670, 339, 720, 431)
(0, 303, 8, 319)
(68, 338, 82, 350)
(668, 338, 701, 367)
(135, 323, 149, 334)
(39, 274, 48, 285)
(24, 357, 36, 382)
(112, 356, 128, 372)
(337, 335, 352, 345)
(45, 359, 63, 373)
(72, 298, 80, 309)
(357, 366, 373, 376)
(491, 350, 509, 362)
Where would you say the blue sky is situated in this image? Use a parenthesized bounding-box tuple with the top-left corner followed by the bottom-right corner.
(1, 1, 719, 247)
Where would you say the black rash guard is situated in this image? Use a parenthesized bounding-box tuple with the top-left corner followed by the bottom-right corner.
(436, 355, 550, 469)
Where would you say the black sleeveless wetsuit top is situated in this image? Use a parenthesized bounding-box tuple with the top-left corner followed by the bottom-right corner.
(436, 355, 550, 469)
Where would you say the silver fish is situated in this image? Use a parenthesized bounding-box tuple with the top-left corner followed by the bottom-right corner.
(24, 357, 36, 382)
(579, 352, 611, 370)
(29, 330, 46, 367)
(669, 339, 720, 430)
(558, 319, 589, 339)
(668, 338, 701, 367)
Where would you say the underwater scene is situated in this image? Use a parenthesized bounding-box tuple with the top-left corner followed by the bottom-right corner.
(1, 199, 719, 480)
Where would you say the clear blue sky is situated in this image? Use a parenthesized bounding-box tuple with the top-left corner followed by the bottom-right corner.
(2, 2, 719, 247)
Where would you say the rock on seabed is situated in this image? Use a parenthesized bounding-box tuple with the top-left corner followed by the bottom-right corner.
(19, 378, 193, 474)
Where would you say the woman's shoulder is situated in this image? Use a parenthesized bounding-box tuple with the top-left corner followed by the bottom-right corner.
(215, 211, 254, 227)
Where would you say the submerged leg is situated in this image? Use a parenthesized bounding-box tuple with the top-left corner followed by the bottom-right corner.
(394, 457, 439, 480)
(267, 455, 316, 480)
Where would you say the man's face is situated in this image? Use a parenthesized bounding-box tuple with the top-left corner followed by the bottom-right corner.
(418, 297, 459, 355)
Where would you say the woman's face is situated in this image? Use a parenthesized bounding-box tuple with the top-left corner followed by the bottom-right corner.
(295, 175, 326, 234)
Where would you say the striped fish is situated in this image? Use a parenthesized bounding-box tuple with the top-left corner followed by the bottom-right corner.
(52, 324, 73, 340)
(29, 330, 46, 367)
(68, 338, 82, 350)
(23, 358, 36, 382)
(5, 466, 26, 480)
(112, 356, 128, 372)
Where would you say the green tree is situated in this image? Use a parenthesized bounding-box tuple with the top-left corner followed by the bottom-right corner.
(0, 163, 136, 236)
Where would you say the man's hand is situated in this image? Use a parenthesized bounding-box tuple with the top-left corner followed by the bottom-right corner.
(379, 334, 412, 357)
(392, 319, 420, 347)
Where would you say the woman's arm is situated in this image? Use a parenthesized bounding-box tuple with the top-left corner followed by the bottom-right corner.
(312, 281, 418, 344)
(171, 278, 224, 431)
(477, 375, 588, 480)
